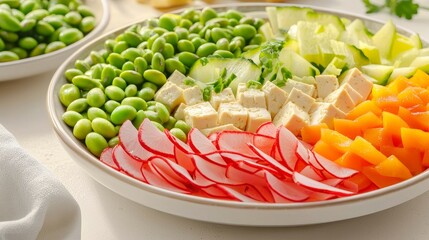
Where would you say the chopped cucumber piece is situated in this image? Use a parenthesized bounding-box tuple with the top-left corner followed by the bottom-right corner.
(361, 64, 394, 85)
(341, 19, 372, 46)
(322, 57, 346, 76)
(410, 56, 429, 73)
(391, 33, 419, 60)
(372, 20, 396, 60)
(279, 48, 320, 77)
(306, 11, 345, 32)
(296, 21, 321, 63)
(241, 47, 261, 65)
(266, 7, 279, 35)
(387, 67, 417, 84)
(359, 41, 381, 64)
(275, 6, 313, 32)
(258, 22, 275, 41)
(348, 45, 370, 67)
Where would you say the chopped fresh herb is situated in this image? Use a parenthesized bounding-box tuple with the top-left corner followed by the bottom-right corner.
(246, 80, 262, 89)
(200, 57, 209, 66)
(362, 0, 427, 20)
(184, 77, 196, 86)
(202, 86, 212, 101)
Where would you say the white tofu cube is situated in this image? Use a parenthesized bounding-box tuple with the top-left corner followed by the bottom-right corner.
(273, 102, 310, 135)
(237, 88, 267, 108)
(218, 102, 248, 130)
(183, 86, 203, 106)
(167, 70, 191, 89)
(286, 88, 316, 113)
(309, 102, 346, 128)
(154, 81, 184, 112)
(200, 124, 242, 136)
(324, 87, 355, 114)
(281, 79, 316, 97)
(342, 83, 364, 106)
(246, 108, 272, 133)
(340, 68, 373, 100)
(209, 87, 235, 110)
(262, 81, 288, 117)
(173, 103, 187, 120)
(315, 75, 339, 99)
(184, 102, 218, 129)
(236, 83, 247, 99)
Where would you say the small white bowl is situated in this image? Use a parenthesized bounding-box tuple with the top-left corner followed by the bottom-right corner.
(47, 3, 429, 226)
(0, 0, 110, 82)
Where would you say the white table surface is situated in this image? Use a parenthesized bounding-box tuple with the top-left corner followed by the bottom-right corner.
(1, 0, 429, 239)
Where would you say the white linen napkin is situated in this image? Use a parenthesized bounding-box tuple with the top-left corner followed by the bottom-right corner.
(0, 124, 81, 240)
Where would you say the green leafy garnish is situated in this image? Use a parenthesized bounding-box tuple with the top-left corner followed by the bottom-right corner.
(202, 68, 237, 101)
(362, 0, 428, 20)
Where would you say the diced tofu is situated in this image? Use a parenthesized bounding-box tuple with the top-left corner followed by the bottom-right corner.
(236, 83, 247, 99)
(246, 108, 271, 133)
(281, 79, 316, 97)
(286, 88, 316, 113)
(315, 75, 339, 99)
(154, 81, 184, 112)
(218, 102, 248, 130)
(200, 124, 242, 136)
(173, 103, 187, 120)
(209, 87, 236, 110)
(342, 83, 364, 106)
(167, 70, 191, 89)
(184, 102, 218, 129)
(183, 86, 203, 106)
(237, 88, 267, 108)
(272, 102, 310, 135)
(262, 81, 288, 117)
(309, 102, 346, 128)
(324, 87, 355, 113)
(340, 68, 373, 100)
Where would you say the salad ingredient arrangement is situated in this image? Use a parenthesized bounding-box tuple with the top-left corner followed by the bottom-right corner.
(0, 0, 96, 62)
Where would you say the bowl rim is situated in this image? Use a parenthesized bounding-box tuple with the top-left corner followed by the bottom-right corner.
(0, 0, 110, 68)
(47, 2, 429, 211)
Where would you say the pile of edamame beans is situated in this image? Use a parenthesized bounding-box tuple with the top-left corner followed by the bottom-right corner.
(0, 0, 96, 62)
(59, 7, 267, 157)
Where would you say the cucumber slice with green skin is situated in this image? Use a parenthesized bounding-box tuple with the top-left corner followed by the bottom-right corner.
(391, 33, 420, 60)
(296, 21, 321, 64)
(266, 7, 279, 35)
(387, 67, 417, 84)
(410, 56, 429, 73)
(279, 48, 320, 77)
(322, 57, 346, 76)
(241, 47, 260, 65)
(258, 22, 275, 41)
(330, 39, 355, 68)
(274, 6, 313, 33)
(359, 41, 381, 64)
(188, 57, 261, 93)
(361, 64, 394, 85)
(305, 11, 345, 32)
(348, 45, 370, 67)
(372, 19, 396, 60)
(341, 19, 372, 46)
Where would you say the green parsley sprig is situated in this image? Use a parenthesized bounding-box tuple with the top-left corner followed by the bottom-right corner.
(363, 0, 429, 20)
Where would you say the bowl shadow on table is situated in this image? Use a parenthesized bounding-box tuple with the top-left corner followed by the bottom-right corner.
(89, 177, 429, 240)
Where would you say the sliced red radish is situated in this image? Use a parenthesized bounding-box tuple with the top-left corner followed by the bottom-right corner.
(192, 155, 238, 185)
(165, 129, 193, 154)
(216, 131, 259, 158)
(321, 178, 343, 187)
(307, 191, 336, 201)
(138, 118, 175, 158)
(253, 134, 276, 156)
(99, 147, 119, 170)
(216, 185, 262, 203)
(299, 165, 324, 181)
(248, 143, 293, 176)
(312, 152, 358, 179)
(112, 144, 146, 182)
(277, 127, 299, 170)
(174, 145, 195, 172)
(140, 162, 191, 194)
(265, 171, 310, 202)
(295, 141, 309, 164)
(256, 121, 277, 137)
(188, 128, 227, 166)
(220, 151, 261, 165)
(119, 120, 153, 161)
(293, 172, 354, 196)
(148, 156, 191, 191)
(307, 150, 323, 170)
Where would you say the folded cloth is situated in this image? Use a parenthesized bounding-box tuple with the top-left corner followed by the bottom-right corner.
(0, 124, 81, 240)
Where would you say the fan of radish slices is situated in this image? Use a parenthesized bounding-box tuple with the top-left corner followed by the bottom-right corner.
(100, 118, 361, 203)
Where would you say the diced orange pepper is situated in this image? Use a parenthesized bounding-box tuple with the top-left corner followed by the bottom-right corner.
(313, 140, 343, 160)
(380, 145, 423, 175)
(411, 111, 429, 131)
(333, 118, 361, 139)
(342, 173, 372, 192)
(397, 87, 424, 108)
(382, 111, 409, 143)
(349, 136, 387, 165)
(301, 123, 328, 145)
(387, 75, 411, 94)
(397, 106, 424, 130)
(409, 69, 429, 88)
(347, 100, 382, 120)
(335, 152, 371, 171)
(354, 111, 383, 131)
(422, 150, 429, 168)
(375, 155, 413, 180)
(401, 128, 429, 151)
(362, 166, 403, 188)
(320, 128, 353, 153)
(362, 128, 393, 148)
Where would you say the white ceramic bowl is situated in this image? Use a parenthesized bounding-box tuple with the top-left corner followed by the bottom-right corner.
(47, 3, 429, 226)
(0, 0, 110, 82)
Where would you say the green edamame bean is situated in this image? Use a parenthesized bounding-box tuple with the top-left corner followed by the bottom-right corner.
(146, 33, 159, 50)
(211, 27, 232, 42)
(107, 52, 126, 69)
(59, 83, 81, 106)
(105, 85, 125, 102)
(158, 14, 177, 31)
(28, 42, 46, 57)
(225, 9, 244, 21)
(154, 102, 170, 123)
(87, 107, 108, 120)
(120, 70, 143, 85)
(112, 77, 127, 90)
(90, 51, 105, 64)
(25, 9, 48, 21)
(177, 39, 195, 53)
(79, 16, 95, 33)
(18, 37, 38, 50)
(151, 121, 164, 132)
(165, 58, 186, 75)
(143, 69, 167, 86)
(104, 100, 120, 113)
(170, 128, 187, 142)
(77, 5, 95, 17)
(110, 105, 137, 125)
(162, 43, 174, 59)
(121, 96, 147, 111)
(91, 118, 116, 139)
(233, 24, 256, 40)
(175, 27, 189, 40)
(145, 110, 160, 122)
(151, 37, 166, 54)
(196, 42, 217, 57)
(132, 110, 147, 128)
(121, 47, 143, 61)
(152, 27, 167, 36)
(0, 9, 21, 32)
(59, 28, 84, 45)
(201, 7, 217, 24)
(85, 132, 108, 157)
(0, 29, 18, 42)
(90, 64, 103, 79)
(72, 75, 102, 90)
(213, 49, 234, 58)
(138, 87, 155, 101)
(151, 52, 165, 72)
(142, 49, 153, 64)
(125, 84, 138, 97)
(73, 118, 92, 140)
(121, 61, 134, 71)
(191, 37, 206, 50)
(43, 15, 65, 29)
(19, 0, 38, 14)
(20, 18, 36, 32)
(67, 98, 88, 113)
(86, 87, 106, 108)
(100, 65, 116, 86)
(134, 57, 148, 75)
(163, 116, 177, 130)
(216, 38, 230, 51)
(189, 22, 203, 34)
(104, 39, 116, 51)
(174, 120, 191, 134)
(123, 31, 143, 47)
(65, 69, 84, 82)
(45, 41, 66, 53)
(9, 47, 27, 59)
(179, 18, 192, 29)
(36, 20, 55, 36)
(163, 32, 178, 46)
(249, 34, 264, 45)
(62, 110, 83, 127)
(108, 136, 119, 148)
(64, 11, 82, 25)
(239, 17, 255, 26)
(177, 51, 198, 68)
(49, 4, 69, 15)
